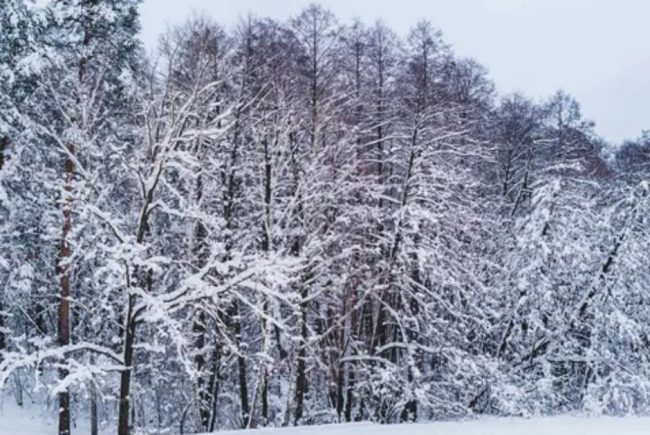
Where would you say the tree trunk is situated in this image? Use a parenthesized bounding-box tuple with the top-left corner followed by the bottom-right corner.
(90, 376, 98, 435)
(247, 364, 268, 429)
(58, 143, 74, 435)
(246, 136, 273, 429)
(0, 136, 6, 170)
(207, 345, 221, 433)
(344, 367, 354, 422)
(191, 169, 212, 431)
(247, 302, 271, 429)
(117, 162, 157, 435)
(118, 294, 136, 435)
(335, 361, 344, 420)
(193, 309, 211, 431)
(0, 292, 5, 361)
(262, 369, 269, 425)
(226, 300, 249, 428)
(234, 308, 250, 428)
(237, 356, 250, 426)
(0, 136, 7, 360)
(293, 286, 308, 426)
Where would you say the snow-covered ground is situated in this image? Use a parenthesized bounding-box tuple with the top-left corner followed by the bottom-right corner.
(214, 417, 650, 435)
(0, 398, 88, 435)
(2, 400, 650, 435)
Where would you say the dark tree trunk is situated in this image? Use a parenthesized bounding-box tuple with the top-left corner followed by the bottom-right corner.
(90, 376, 98, 435)
(344, 367, 354, 422)
(191, 171, 212, 431)
(207, 346, 221, 433)
(335, 361, 344, 420)
(118, 294, 136, 435)
(0, 272, 4, 361)
(247, 362, 268, 429)
(193, 309, 211, 431)
(58, 143, 74, 435)
(400, 399, 417, 422)
(0, 136, 6, 169)
(247, 135, 273, 429)
(238, 356, 250, 427)
(234, 306, 250, 428)
(226, 299, 249, 429)
(0, 136, 7, 359)
(293, 285, 309, 426)
(117, 156, 158, 435)
(261, 369, 269, 425)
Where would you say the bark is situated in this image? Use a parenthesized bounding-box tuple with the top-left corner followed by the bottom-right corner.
(58, 143, 74, 435)
(286, 128, 310, 426)
(371, 134, 418, 357)
(191, 171, 211, 431)
(247, 133, 275, 429)
(247, 362, 268, 429)
(293, 284, 308, 426)
(344, 367, 354, 422)
(335, 361, 344, 419)
(0, 295, 5, 361)
(0, 136, 7, 359)
(207, 346, 221, 433)
(57, 7, 91, 432)
(220, 93, 248, 428)
(281, 354, 296, 427)
(193, 310, 210, 430)
(262, 370, 269, 425)
(0, 136, 6, 169)
(233, 303, 250, 428)
(118, 294, 136, 435)
(117, 153, 159, 434)
(90, 376, 98, 435)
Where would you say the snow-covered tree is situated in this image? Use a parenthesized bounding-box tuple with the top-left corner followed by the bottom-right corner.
(2, 4, 650, 434)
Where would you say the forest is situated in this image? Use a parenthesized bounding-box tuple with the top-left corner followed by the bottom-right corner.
(2, 1, 650, 434)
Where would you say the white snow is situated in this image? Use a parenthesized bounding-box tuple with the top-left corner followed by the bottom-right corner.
(2, 401, 650, 435)
(0, 399, 89, 435)
(212, 417, 650, 435)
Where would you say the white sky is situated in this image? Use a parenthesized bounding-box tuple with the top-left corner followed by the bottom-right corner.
(139, 0, 650, 144)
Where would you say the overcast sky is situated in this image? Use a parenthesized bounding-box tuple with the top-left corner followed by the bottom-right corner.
(139, 0, 650, 144)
